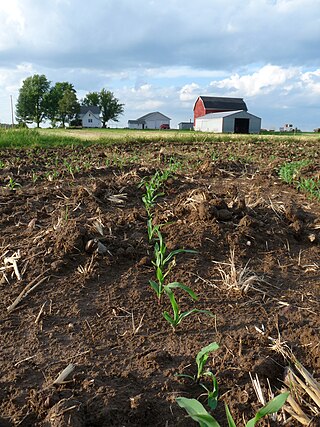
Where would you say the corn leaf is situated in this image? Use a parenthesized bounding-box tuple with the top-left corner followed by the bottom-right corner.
(196, 342, 220, 378)
(164, 248, 197, 265)
(166, 281, 199, 300)
(246, 392, 289, 427)
(176, 397, 221, 427)
(225, 403, 237, 427)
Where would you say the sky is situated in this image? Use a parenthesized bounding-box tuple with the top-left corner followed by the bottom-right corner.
(0, 0, 320, 130)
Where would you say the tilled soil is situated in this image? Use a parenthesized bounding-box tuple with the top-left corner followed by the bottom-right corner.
(0, 140, 319, 427)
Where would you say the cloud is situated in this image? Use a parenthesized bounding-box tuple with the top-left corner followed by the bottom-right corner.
(210, 65, 300, 97)
(179, 83, 200, 102)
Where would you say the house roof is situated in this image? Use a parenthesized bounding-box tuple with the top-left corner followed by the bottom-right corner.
(80, 106, 101, 115)
(197, 110, 261, 120)
(195, 96, 248, 112)
(137, 111, 171, 121)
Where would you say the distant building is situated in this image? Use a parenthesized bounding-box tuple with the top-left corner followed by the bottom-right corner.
(128, 112, 171, 130)
(78, 106, 102, 128)
(195, 110, 261, 134)
(194, 96, 248, 126)
(178, 122, 194, 130)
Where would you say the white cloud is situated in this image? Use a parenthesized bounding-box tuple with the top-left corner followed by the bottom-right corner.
(300, 69, 320, 95)
(210, 65, 299, 97)
(179, 83, 200, 102)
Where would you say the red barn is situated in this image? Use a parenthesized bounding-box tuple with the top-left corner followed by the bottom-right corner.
(193, 96, 248, 125)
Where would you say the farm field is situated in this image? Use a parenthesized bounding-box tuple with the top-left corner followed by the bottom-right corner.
(0, 129, 319, 426)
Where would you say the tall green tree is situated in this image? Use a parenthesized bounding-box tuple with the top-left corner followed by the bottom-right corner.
(82, 91, 100, 107)
(46, 82, 75, 127)
(99, 89, 124, 128)
(16, 74, 50, 127)
(82, 89, 124, 128)
(58, 89, 80, 127)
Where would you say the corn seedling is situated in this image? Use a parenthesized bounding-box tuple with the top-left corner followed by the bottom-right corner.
(177, 342, 220, 409)
(177, 392, 289, 427)
(176, 398, 219, 427)
(163, 285, 213, 330)
(6, 177, 21, 190)
(150, 229, 197, 300)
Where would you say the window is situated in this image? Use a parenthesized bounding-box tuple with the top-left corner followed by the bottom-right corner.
(88, 119, 93, 123)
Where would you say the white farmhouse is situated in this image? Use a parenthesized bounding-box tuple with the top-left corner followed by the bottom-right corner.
(79, 106, 102, 128)
(128, 112, 171, 129)
(195, 110, 261, 134)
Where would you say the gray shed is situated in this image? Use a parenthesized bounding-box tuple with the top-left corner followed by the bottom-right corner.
(194, 110, 261, 134)
(178, 122, 194, 130)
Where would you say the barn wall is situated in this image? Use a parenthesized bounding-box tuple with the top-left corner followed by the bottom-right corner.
(222, 111, 261, 133)
(195, 118, 222, 132)
(145, 119, 170, 129)
(249, 116, 261, 133)
(193, 98, 206, 124)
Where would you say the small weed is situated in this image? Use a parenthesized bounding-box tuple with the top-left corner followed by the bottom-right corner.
(278, 160, 309, 184)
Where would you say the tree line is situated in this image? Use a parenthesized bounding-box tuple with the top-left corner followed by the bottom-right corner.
(16, 74, 124, 128)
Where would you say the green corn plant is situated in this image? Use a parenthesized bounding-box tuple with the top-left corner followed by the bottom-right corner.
(176, 398, 220, 427)
(6, 177, 21, 190)
(196, 342, 220, 380)
(224, 392, 290, 427)
(177, 342, 220, 409)
(200, 372, 219, 410)
(149, 229, 197, 300)
(163, 285, 214, 330)
(177, 391, 289, 427)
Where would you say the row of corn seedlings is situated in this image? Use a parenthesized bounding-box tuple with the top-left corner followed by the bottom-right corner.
(140, 163, 213, 330)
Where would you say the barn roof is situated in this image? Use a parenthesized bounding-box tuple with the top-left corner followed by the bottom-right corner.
(195, 96, 248, 111)
(197, 110, 261, 120)
(137, 111, 171, 121)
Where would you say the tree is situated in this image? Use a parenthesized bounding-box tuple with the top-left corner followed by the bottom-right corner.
(58, 89, 80, 127)
(16, 74, 50, 127)
(82, 91, 100, 107)
(82, 89, 124, 128)
(46, 82, 75, 127)
(99, 89, 124, 128)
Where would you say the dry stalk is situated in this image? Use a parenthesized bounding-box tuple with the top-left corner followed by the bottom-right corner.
(269, 336, 320, 425)
(7, 272, 50, 313)
(77, 255, 95, 276)
(212, 248, 266, 294)
(1, 250, 22, 280)
(52, 363, 76, 385)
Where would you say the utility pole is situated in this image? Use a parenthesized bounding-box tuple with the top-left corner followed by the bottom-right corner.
(10, 95, 15, 126)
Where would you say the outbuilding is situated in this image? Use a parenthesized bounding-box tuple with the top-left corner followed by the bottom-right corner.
(178, 122, 194, 130)
(194, 110, 261, 134)
(128, 112, 171, 129)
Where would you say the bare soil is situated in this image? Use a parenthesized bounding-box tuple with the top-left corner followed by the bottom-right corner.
(0, 139, 319, 427)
